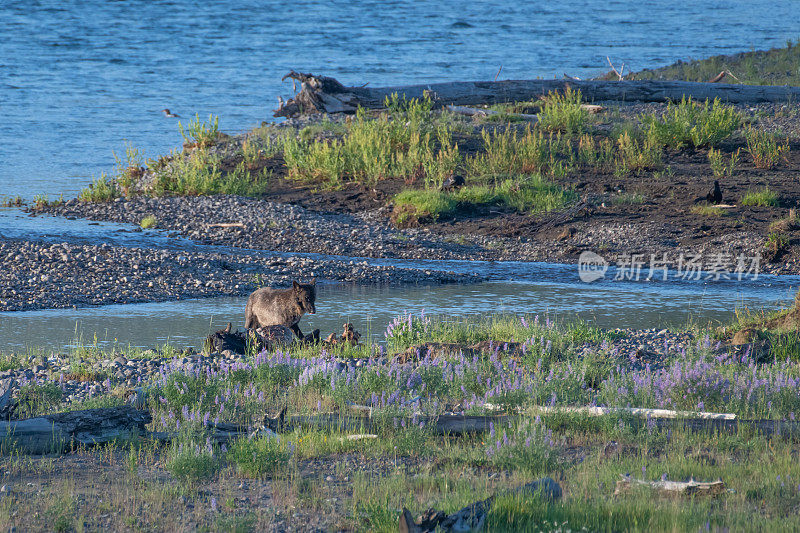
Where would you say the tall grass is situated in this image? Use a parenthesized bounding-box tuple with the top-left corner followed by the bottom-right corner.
(283, 98, 460, 189)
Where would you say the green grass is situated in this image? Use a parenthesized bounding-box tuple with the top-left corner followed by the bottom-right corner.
(392, 176, 575, 225)
(740, 187, 779, 207)
(227, 435, 291, 478)
(640, 97, 742, 149)
(605, 39, 800, 86)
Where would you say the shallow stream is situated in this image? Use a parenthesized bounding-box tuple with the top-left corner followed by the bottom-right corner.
(1, 273, 796, 353)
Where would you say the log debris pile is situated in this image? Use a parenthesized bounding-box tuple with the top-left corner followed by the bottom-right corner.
(274, 71, 800, 118)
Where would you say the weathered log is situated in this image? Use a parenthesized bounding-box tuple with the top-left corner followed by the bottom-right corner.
(614, 474, 725, 497)
(0, 407, 151, 454)
(275, 72, 800, 117)
(400, 477, 561, 532)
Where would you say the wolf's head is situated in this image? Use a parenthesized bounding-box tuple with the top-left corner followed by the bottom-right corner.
(292, 280, 316, 314)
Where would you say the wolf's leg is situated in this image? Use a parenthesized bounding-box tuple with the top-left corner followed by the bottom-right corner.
(290, 323, 304, 339)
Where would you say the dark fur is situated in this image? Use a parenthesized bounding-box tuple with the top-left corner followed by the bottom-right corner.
(244, 280, 316, 339)
(706, 180, 722, 204)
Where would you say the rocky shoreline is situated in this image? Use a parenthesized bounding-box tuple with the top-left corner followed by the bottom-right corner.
(0, 237, 480, 312)
(36, 193, 797, 275)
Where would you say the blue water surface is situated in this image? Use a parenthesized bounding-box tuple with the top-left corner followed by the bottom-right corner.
(2, 0, 799, 199)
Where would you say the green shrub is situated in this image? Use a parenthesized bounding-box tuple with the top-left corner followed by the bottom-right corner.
(642, 97, 741, 148)
(79, 172, 120, 202)
(165, 438, 220, 483)
(283, 100, 460, 189)
(614, 131, 663, 175)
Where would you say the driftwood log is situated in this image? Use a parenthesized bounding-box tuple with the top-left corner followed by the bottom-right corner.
(275, 72, 800, 117)
(400, 477, 562, 533)
(0, 407, 151, 454)
(614, 474, 725, 497)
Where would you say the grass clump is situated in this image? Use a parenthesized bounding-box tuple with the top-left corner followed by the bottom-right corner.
(741, 187, 779, 207)
(79, 173, 120, 202)
(641, 97, 742, 148)
(707, 147, 739, 178)
(744, 126, 789, 169)
(227, 435, 291, 478)
(140, 215, 157, 229)
(1, 195, 24, 207)
(538, 88, 589, 135)
(149, 147, 271, 196)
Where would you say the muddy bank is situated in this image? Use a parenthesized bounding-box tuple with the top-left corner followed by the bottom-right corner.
(0, 238, 479, 312)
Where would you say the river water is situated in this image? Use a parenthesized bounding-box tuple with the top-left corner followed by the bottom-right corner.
(2, 0, 799, 199)
(1, 270, 797, 353)
(2, 1, 799, 350)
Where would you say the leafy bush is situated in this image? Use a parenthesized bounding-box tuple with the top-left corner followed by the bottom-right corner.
(707, 147, 739, 177)
(283, 98, 460, 189)
(79, 172, 120, 202)
(614, 131, 663, 174)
